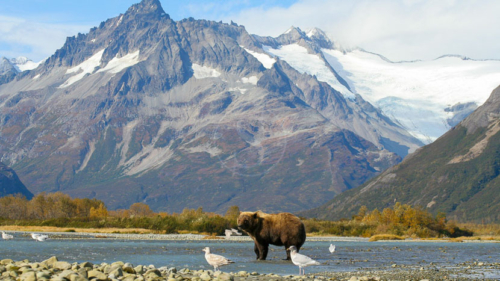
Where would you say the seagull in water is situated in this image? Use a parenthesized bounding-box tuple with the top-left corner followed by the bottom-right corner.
(288, 245, 320, 275)
(35, 235, 48, 242)
(202, 247, 234, 272)
(329, 244, 336, 253)
(31, 233, 48, 241)
(1, 231, 14, 240)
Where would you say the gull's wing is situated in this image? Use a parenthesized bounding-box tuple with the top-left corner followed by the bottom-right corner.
(206, 253, 233, 266)
(292, 253, 320, 266)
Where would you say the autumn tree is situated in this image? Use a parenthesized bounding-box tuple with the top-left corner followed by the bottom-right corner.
(224, 205, 240, 228)
(90, 203, 108, 218)
(129, 203, 154, 217)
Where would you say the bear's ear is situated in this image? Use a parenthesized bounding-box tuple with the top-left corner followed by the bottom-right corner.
(252, 212, 258, 219)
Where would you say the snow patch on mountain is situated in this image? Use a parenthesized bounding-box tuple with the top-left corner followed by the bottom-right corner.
(322, 49, 500, 143)
(192, 63, 221, 79)
(60, 49, 105, 88)
(229, 87, 248, 94)
(263, 44, 354, 99)
(98, 50, 141, 74)
(11, 57, 42, 72)
(241, 76, 258, 85)
(242, 47, 276, 69)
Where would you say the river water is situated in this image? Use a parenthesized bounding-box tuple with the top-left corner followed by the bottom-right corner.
(1, 237, 499, 277)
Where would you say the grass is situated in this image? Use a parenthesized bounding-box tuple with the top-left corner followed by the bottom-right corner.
(369, 234, 405, 242)
(0, 225, 156, 234)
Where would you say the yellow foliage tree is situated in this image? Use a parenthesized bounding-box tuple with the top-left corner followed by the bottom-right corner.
(90, 203, 108, 218)
(129, 203, 154, 217)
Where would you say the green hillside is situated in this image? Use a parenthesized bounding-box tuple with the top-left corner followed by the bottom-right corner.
(302, 86, 500, 223)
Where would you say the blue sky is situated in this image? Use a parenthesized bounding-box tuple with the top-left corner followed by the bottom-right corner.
(1, 0, 500, 62)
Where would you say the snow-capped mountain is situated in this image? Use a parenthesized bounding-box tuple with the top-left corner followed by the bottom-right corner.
(252, 26, 423, 157)
(0, 56, 43, 84)
(10, 57, 42, 72)
(0, 56, 41, 73)
(262, 27, 500, 144)
(323, 50, 500, 144)
(2, 0, 496, 213)
(0, 0, 403, 213)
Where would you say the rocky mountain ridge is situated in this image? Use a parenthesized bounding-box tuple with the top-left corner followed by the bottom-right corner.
(0, 0, 404, 212)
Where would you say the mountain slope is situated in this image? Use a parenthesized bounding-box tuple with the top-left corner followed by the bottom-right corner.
(0, 0, 400, 213)
(302, 85, 500, 223)
(0, 162, 33, 199)
(321, 49, 500, 144)
(253, 27, 424, 157)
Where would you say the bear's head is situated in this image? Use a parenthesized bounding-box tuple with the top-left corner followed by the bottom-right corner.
(237, 211, 259, 232)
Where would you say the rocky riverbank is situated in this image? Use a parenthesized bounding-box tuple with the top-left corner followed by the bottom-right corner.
(1, 257, 499, 281)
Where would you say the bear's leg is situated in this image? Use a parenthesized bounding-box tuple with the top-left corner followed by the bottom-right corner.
(254, 243, 260, 259)
(284, 246, 291, 260)
(258, 243, 269, 260)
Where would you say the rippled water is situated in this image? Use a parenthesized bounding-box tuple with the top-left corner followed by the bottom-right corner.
(1, 237, 500, 276)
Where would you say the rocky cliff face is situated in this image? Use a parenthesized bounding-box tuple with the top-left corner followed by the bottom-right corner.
(0, 162, 33, 199)
(0, 57, 18, 85)
(0, 0, 403, 213)
(302, 86, 500, 223)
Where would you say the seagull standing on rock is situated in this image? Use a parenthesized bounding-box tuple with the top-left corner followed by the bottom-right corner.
(202, 247, 234, 272)
(1, 231, 14, 240)
(288, 245, 320, 275)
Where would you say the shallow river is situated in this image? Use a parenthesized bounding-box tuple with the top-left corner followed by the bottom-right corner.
(1, 237, 499, 277)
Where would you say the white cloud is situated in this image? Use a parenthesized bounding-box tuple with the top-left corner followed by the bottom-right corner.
(225, 0, 500, 61)
(0, 15, 91, 62)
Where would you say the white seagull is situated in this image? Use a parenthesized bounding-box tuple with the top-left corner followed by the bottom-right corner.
(31, 233, 48, 241)
(288, 245, 320, 275)
(329, 244, 336, 253)
(1, 231, 14, 240)
(202, 247, 234, 271)
(225, 228, 242, 238)
(35, 235, 48, 242)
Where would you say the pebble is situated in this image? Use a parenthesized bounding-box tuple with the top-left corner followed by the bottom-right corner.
(0, 256, 497, 281)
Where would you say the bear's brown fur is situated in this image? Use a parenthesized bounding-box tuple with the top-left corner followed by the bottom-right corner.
(237, 211, 306, 260)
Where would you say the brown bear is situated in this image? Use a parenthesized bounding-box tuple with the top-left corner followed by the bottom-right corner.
(237, 211, 306, 260)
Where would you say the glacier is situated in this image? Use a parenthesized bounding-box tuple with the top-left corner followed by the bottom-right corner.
(322, 49, 500, 143)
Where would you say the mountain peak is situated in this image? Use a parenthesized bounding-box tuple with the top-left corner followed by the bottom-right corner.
(305, 27, 333, 49)
(0, 57, 17, 74)
(126, 0, 167, 18)
(306, 27, 326, 38)
(282, 26, 303, 36)
(10, 56, 32, 64)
